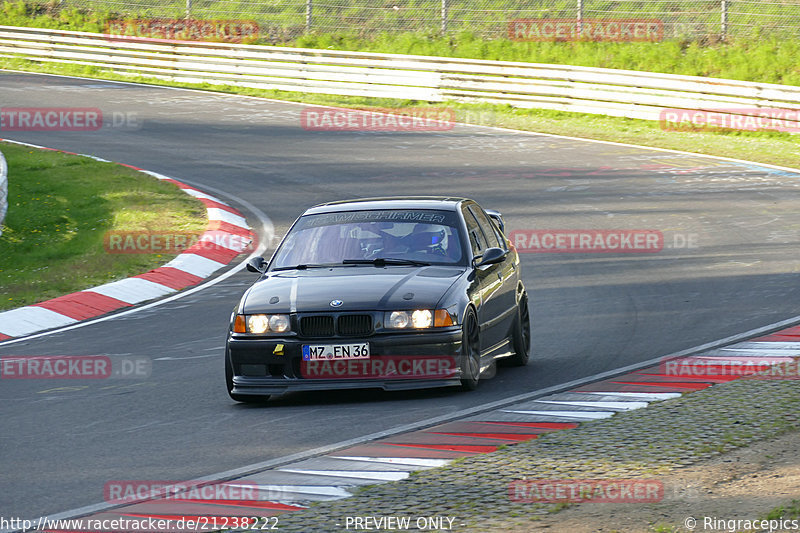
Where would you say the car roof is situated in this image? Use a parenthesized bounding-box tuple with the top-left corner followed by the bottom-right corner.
(304, 196, 472, 215)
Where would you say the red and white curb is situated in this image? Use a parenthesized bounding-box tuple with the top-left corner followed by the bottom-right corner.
(0, 139, 253, 341)
(31, 323, 800, 531)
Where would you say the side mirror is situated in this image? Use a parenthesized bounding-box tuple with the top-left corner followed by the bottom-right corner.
(246, 256, 267, 273)
(473, 247, 507, 268)
(485, 209, 505, 233)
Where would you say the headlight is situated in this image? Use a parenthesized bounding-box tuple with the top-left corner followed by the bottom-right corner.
(269, 314, 290, 333)
(247, 314, 270, 334)
(411, 309, 432, 328)
(387, 311, 410, 329)
(384, 309, 455, 329)
(234, 314, 292, 334)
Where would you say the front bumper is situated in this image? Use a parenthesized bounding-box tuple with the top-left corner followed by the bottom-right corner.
(227, 329, 463, 395)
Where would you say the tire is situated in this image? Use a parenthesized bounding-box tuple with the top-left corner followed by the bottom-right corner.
(505, 292, 531, 367)
(226, 351, 271, 404)
(460, 307, 481, 391)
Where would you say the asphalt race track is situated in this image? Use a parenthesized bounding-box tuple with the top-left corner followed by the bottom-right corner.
(3, 71, 800, 520)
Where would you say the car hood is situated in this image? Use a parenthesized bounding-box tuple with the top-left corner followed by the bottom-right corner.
(242, 266, 465, 313)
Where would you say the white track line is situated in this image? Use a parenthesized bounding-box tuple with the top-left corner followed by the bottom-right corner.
(330, 457, 450, 468)
(501, 410, 617, 419)
(535, 400, 649, 410)
(278, 469, 410, 482)
(581, 392, 682, 400)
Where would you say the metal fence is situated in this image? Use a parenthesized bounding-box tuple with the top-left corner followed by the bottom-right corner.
(53, 0, 800, 40)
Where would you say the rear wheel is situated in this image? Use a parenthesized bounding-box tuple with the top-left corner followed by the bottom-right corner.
(460, 308, 481, 390)
(505, 293, 531, 366)
(226, 350, 271, 404)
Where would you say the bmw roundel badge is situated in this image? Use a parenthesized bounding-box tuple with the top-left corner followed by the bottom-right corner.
(330, 299, 343, 307)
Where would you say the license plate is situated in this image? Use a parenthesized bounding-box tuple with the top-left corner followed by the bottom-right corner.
(302, 343, 370, 361)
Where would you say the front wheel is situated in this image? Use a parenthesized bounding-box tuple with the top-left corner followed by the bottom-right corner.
(225, 350, 271, 404)
(460, 308, 481, 391)
(505, 293, 531, 367)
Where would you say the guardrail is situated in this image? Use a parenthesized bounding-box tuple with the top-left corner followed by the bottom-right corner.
(0, 149, 7, 237)
(2, 25, 800, 129)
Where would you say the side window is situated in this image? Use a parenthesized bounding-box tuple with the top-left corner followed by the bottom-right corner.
(462, 206, 485, 256)
(468, 205, 502, 249)
(489, 219, 508, 251)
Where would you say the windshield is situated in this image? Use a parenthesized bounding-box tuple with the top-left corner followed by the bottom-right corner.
(270, 209, 465, 269)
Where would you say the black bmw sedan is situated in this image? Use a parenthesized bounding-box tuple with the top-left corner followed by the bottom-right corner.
(225, 197, 530, 403)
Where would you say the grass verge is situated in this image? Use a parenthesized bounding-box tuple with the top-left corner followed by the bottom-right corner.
(764, 500, 800, 521)
(2, 56, 799, 171)
(0, 141, 207, 312)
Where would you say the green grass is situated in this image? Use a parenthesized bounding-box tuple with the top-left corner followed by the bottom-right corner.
(763, 499, 800, 521)
(0, 142, 207, 311)
(650, 524, 679, 533)
(0, 1, 109, 32)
